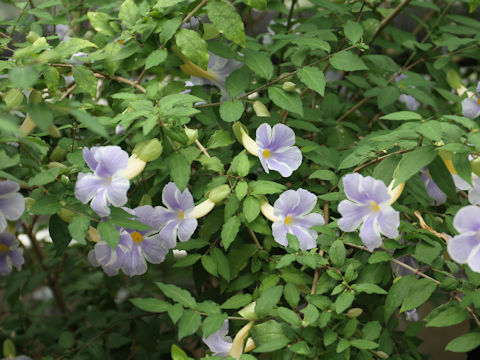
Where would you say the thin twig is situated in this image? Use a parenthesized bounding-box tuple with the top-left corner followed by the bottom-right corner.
(181, 0, 207, 26)
(247, 227, 264, 250)
(59, 83, 76, 101)
(353, 148, 415, 173)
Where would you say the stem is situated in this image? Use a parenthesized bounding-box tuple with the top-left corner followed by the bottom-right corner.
(247, 227, 264, 250)
(370, 0, 412, 45)
(182, 0, 207, 26)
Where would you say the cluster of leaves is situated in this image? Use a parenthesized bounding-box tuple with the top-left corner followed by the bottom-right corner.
(2, 0, 480, 359)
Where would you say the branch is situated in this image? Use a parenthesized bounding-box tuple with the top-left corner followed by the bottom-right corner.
(181, 0, 207, 26)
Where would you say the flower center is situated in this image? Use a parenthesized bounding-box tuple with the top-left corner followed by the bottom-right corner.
(178, 210, 184, 221)
(263, 149, 272, 158)
(130, 231, 143, 244)
(0, 243, 9, 252)
(284, 215, 293, 225)
(370, 201, 380, 212)
(477, 98, 480, 106)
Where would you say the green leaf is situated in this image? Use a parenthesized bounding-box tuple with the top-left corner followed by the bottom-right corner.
(384, 275, 417, 322)
(160, 17, 182, 44)
(219, 100, 244, 122)
(251, 320, 292, 352)
(249, 180, 286, 195)
(49, 215, 71, 256)
(145, 49, 168, 69)
(453, 153, 472, 185)
(169, 153, 191, 191)
(68, 215, 90, 244)
(400, 278, 437, 312)
(244, 50, 273, 80)
(335, 291, 354, 314)
(55, 38, 97, 59)
(378, 86, 400, 108)
(284, 283, 300, 307)
(246, 0, 267, 10)
(87, 12, 114, 36)
(428, 155, 456, 201)
(211, 248, 231, 281)
(268, 87, 303, 116)
(255, 285, 283, 317)
(354, 283, 387, 295)
(70, 109, 108, 138)
(203, 313, 228, 338)
(98, 221, 120, 250)
(119, 0, 139, 27)
(221, 293, 252, 309)
(470, 0, 480, 12)
(4, 89, 24, 110)
(175, 29, 209, 70)
(380, 111, 422, 121)
(198, 155, 224, 172)
(309, 169, 337, 183)
(177, 309, 201, 340)
(72, 66, 97, 97)
(350, 339, 378, 350)
(168, 303, 184, 324)
(221, 216, 241, 250)
(243, 196, 260, 223)
(9, 66, 39, 89)
(235, 181, 248, 200)
(297, 66, 326, 96)
(201, 255, 217, 276)
(344, 20, 363, 43)
(0, 150, 19, 170)
(30, 195, 62, 215)
(426, 306, 469, 327)
(277, 307, 301, 327)
(156, 282, 197, 309)
(330, 50, 368, 71)
(226, 66, 251, 98)
(231, 150, 250, 177)
(207, 0, 246, 47)
(172, 254, 202, 268)
(329, 240, 346, 266)
(130, 297, 171, 312)
(207, 130, 234, 149)
(171, 345, 188, 360)
(445, 332, 480, 352)
(394, 146, 436, 186)
(28, 103, 53, 131)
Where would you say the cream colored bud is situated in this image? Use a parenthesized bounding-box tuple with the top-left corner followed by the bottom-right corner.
(57, 208, 75, 223)
(387, 180, 405, 205)
(87, 227, 101, 243)
(376, 351, 389, 359)
(117, 155, 146, 180)
(240, 127, 259, 157)
(19, 115, 37, 136)
(184, 127, 198, 145)
(253, 101, 270, 117)
(238, 302, 258, 320)
(229, 320, 255, 359)
(259, 196, 280, 222)
(208, 184, 231, 203)
(189, 199, 215, 219)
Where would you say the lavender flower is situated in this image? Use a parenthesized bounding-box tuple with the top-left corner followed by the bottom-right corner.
(0, 231, 24, 276)
(420, 168, 446, 205)
(447, 205, 480, 272)
(88, 235, 130, 276)
(256, 123, 302, 177)
(75, 146, 130, 217)
(0, 180, 25, 233)
(202, 320, 232, 358)
(338, 173, 400, 251)
(461, 82, 480, 119)
(395, 74, 420, 111)
(272, 188, 324, 251)
(156, 182, 198, 247)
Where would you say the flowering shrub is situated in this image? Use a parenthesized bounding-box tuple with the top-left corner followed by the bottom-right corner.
(3, 0, 480, 359)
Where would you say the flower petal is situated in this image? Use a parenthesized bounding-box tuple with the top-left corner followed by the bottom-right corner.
(178, 187, 195, 212)
(122, 246, 147, 276)
(453, 206, 480, 233)
(0, 215, 7, 233)
(91, 190, 110, 217)
(272, 221, 288, 246)
(9, 248, 24, 270)
(337, 200, 370, 232)
(155, 206, 178, 224)
(468, 246, 480, 273)
(82, 147, 99, 171)
(255, 123, 272, 149)
(0, 193, 25, 220)
(359, 215, 382, 251)
(295, 212, 325, 229)
(270, 123, 296, 150)
(106, 177, 130, 207)
(448, 233, 480, 264)
(162, 182, 183, 211)
(94, 146, 129, 177)
(452, 174, 472, 191)
(75, 173, 104, 203)
(469, 177, 480, 206)
(0, 180, 20, 196)
(159, 221, 179, 248)
(0, 256, 12, 276)
(141, 237, 168, 264)
(377, 206, 400, 239)
(266, 146, 302, 177)
(462, 98, 480, 119)
(290, 224, 318, 251)
(203, 320, 232, 357)
(342, 173, 369, 204)
(422, 172, 447, 205)
(273, 189, 300, 218)
(178, 218, 198, 242)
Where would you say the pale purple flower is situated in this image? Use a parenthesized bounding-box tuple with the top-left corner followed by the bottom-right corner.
(256, 123, 302, 177)
(338, 173, 400, 251)
(461, 82, 480, 119)
(156, 182, 198, 247)
(0, 180, 25, 233)
(88, 235, 130, 276)
(469, 177, 480, 205)
(115, 124, 125, 135)
(447, 205, 480, 272)
(75, 146, 130, 217)
(121, 205, 171, 277)
(0, 231, 24, 276)
(420, 168, 446, 205)
(395, 74, 419, 111)
(272, 188, 324, 251)
(202, 320, 232, 357)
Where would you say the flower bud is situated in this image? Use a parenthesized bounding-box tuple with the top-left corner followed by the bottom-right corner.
(346, 308, 363, 318)
(2, 339, 16, 359)
(50, 145, 68, 162)
(387, 181, 405, 205)
(48, 125, 62, 138)
(190, 199, 215, 219)
(25, 197, 35, 211)
(253, 101, 270, 117)
(207, 184, 231, 203)
(57, 208, 75, 222)
(87, 227, 101, 243)
(238, 302, 258, 320)
(239, 126, 259, 156)
(259, 196, 280, 222)
(19, 115, 36, 136)
(133, 138, 163, 162)
(48, 161, 67, 169)
(375, 351, 389, 359)
(26, 31, 40, 43)
(184, 127, 198, 145)
(229, 320, 255, 359)
(471, 157, 480, 177)
(282, 81, 296, 92)
(446, 69, 463, 91)
(117, 155, 146, 180)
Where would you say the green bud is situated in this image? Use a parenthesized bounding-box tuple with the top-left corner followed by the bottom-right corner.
(471, 157, 480, 177)
(207, 184, 231, 203)
(139, 194, 152, 206)
(184, 127, 198, 145)
(253, 101, 270, 117)
(26, 31, 40, 43)
(3, 339, 15, 359)
(375, 351, 389, 359)
(346, 308, 363, 318)
(4, 89, 24, 110)
(282, 81, 296, 92)
(60, 175, 70, 185)
(232, 122, 248, 143)
(48, 161, 67, 169)
(50, 145, 68, 162)
(446, 69, 463, 90)
(238, 302, 258, 320)
(133, 138, 163, 162)
(48, 125, 62, 138)
(29, 90, 43, 104)
(57, 208, 75, 222)
(25, 197, 35, 211)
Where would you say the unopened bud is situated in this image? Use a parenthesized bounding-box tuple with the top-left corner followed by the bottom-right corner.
(139, 194, 152, 206)
(238, 302, 258, 320)
(48, 161, 67, 169)
(446, 70, 463, 91)
(375, 351, 389, 359)
(87, 227, 101, 243)
(50, 145, 68, 162)
(26, 31, 40, 43)
(133, 138, 163, 162)
(3, 339, 16, 359)
(346, 308, 363, 318)
(253, 101, 270, 117)
(208, 184, 231, 203)
(48, 125, 61, 138)
(60, 175, 70, 184)
(57, 208, 75, 222)
(25, 197, 35, 211)
(471, 157, 480, 177)
(184, 127, 198, 145)
(190, 199, 215, 219)
(282, 81, 296, 92)
(117, 155, 146, 180)
(232, 122, 248, 143)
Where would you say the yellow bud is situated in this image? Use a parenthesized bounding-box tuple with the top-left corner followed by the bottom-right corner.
(253, 101, 270, 117)
(184, 127, 198, 145)
(376, 351, 389, 359)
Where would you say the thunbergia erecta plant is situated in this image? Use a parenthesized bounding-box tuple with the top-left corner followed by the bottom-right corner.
(338, 173, 400, 251)
(202, 320, 232, 358)
(272, 188, 324, 251)
(0, 180, 25, 233)
(420, 168, 447, 205)
(0, 231, 24, 276)
(75, 146, 130, 217)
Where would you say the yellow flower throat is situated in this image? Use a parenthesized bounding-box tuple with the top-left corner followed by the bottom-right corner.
(284, 215, 293, 225)
(370, 201, 380, 212)
(130, 231, 143, 244)
(0, 243, 10, 252)
(263, 149, 272, 158)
